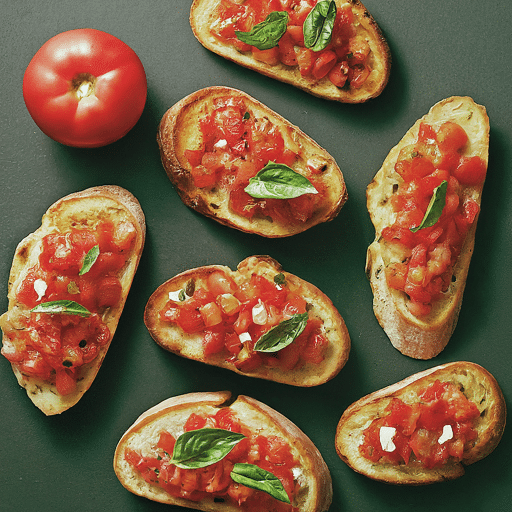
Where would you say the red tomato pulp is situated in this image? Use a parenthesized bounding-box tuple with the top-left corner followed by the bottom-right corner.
(359, 380, 480, 468)
(1, 221, 136, 395)
(160, 269, 328, 373)
(23, 29, 147, 147)
(125, 407, 299, 511)
(381, 121, 486, 316)
(184, 95, 327, 227)
(212, 0, 372, 90)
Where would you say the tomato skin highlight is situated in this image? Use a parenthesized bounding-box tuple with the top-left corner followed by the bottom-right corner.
(23, 29, 147, 148)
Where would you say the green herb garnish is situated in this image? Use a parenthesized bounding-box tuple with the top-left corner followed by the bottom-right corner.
(254, 312, 308, 353)
(230, 463, 291, 504)
(303, 0, 337, 52)
(235, 11, 289, 50)
(31, 300, 91, 317)
(79, 245, 100, 275)
(410, 180, 448, 232)
(170, 428, 246, 469)
(245, 162, 318, 199)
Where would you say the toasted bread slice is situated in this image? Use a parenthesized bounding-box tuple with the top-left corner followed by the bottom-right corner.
(190, 0, 391, 103)
(0, 186, 146, 414)
(114, 391, 333, 511)
(366, 96, 489, 359)
(144, 256, 350, 386)
(335, 362, 506, 484)
(157, 86, 347, 237)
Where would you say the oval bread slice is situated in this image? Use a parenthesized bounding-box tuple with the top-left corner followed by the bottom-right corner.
(144, 255, 350, 386)
(190, 0, 391, 103)
(157, 86, 348, 237)
(0, 185, 146, 415)
(366, 96, 490, 359)
(114, 391, 333, 511)
(335, 361, 506, 484)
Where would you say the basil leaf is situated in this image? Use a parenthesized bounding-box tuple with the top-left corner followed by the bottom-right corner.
(274, 273, 286, 286)
(254, 312, 308, 353)
(170, 428, 246, 469)
(245, 162, 318, 199)
(230, 463, 291, 504)
(235, 11, 288, 50)
(303, 0, 337, 52)
(410, 180, 448, 232)
(31, 300, 91, 317)
(79, 245, 100, 275)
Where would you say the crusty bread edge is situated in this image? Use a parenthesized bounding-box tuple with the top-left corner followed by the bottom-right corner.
(144, 255, 350, 386)
(366, 96, 489, 359)
(1, 185, 146, 415)
(189, 0, 391, 103)
(335, 361, 506, 485)
(113, 391, 333, 511)
(157, 85, 348, 237)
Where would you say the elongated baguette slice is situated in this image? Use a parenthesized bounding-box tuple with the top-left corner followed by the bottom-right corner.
(366, 96, 489, 359)
(335, 362, 506, 485)
(144, 255, 350, 386)
(114, 391, 333, 511)
(0, 186, 146, 415)
(157, 86, 347, 237)
(190, 0, 391, 103)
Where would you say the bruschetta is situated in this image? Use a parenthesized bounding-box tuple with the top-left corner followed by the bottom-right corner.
(335, 361, 506, 485)
(190, 0, 391, 103)
(157, 86, 347, 237)
(114, 391, 332, 511)
(366, 96, 489, 359)
(144, 255, 350, 386)
(0, 185, 146, 415)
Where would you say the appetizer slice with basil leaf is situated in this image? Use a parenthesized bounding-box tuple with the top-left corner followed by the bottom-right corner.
(158, 86, 347, 237)
(114, 391, 333, 511)
(0, 186, 146, 415)
(190, 0, 391, 103)
(366, 96, 490, 359)
(144, 256, 350, 387)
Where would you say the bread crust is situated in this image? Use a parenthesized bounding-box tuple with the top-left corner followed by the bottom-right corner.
(335, 362, 506, 485)
(114, 391, 333, 511)
(157, 86, 348, 237)
(144, 255, 350, 386)
(366, 96, 489, 359)
(190, 0, 391, 103)
(0, 185, 146, 415)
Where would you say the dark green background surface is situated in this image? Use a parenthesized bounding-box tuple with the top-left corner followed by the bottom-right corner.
(1, 2, 511, 511)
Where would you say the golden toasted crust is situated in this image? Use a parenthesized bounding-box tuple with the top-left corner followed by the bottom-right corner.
(366, 96, 490, 359)
(335, 362, 506, 485)
(144, 255, 350, 386)
(0, 185, 146, 415)
(114, 391, 333, 511)
(190, 0, 391, 103)
(157, 86, 348, 237)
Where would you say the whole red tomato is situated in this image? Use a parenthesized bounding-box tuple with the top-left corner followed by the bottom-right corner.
(23, 29, 147, 148)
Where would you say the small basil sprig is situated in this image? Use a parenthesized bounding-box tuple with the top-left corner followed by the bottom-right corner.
(254, 312, 308, 353)
(79, 245, 100, 275)
(303, 0, 337, 52)
(235, 11, 289, 50)
(245, 162, 318, 199)
(410, 180, 448, 232)
(31, 300, 91, 317)
(231, 463, 291, 504)
(170, 428, 246, 469)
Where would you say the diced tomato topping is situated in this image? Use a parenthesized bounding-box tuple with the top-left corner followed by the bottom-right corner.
(125, 407, 298, 511)
(382, 120, 486, 316)
(160, 267, 327, 374)
(3, 222, 134, 395)
(360, 380, 480, 469)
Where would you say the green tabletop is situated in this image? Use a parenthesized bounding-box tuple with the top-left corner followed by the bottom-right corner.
(1, 1, 510, 511)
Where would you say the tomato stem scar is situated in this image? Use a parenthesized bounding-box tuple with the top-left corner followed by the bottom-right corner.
(71, 73, 96, 100)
